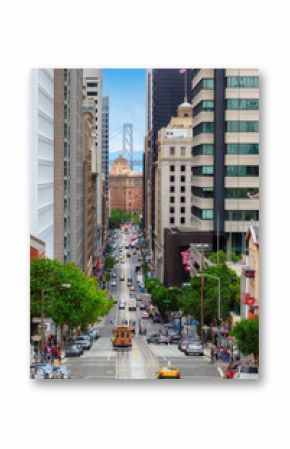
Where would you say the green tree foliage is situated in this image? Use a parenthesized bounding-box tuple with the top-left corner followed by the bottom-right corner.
(207, 250, 227, 264)
(104, 256, 114, 270)
(109, 209, 141, 228)
(233, 318, 259, 362)
(30, 258, 112, 332)
(178, 264, 240, 323)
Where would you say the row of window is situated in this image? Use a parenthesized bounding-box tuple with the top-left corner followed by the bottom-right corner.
(191, 187, 259, 199)
(170, 165, 186, 172)
(169, 216, 185, 225)
(227, 98, 259, 110)
(191, 143, 259, 156)
(170, 206, 186, 214)
(170, 196, 186, 203)
(193, 121, 259, 135)
(227, 76, 259, 88)
(191, 165, 259, 176)
(192, 207, 259, 221)
(169, 175, 186, 183)
(170, 185, 186, 193)
(169, 146, 187, 156)
(192, 78, 214, 98)
(193, 100, 214, 117)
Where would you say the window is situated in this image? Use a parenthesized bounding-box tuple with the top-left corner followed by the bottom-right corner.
(225, 188, 259, 199)
(170, 165, 175, 172)
(87, 82, 98, 88)
(225, 210, 259, 221)
(192, 186, 213, 198)
(180, 147, 186, 156)
(170, 217, 175, 224)
(181, 196, 185, 203)
(180, 175, 185, 182)
(227, 121, 259, 132)
(193, 122, 214, 135)
(170, 146, 175, 155)
(180, 217, 185, 224)
(170, 186, 175, 193)
(170, 207, 175, 214)
(87, 92, 97, 96)
(227, 99, 259, 110)
(170, 175, 175, 182)
(226, 144, 259, 154)
(181, 186, 185, 193)
(180, 207, 185, 214)
(192, 144, 214, 156)
(180, 165, 185, 172)
(202, 78, 214, 89)
(192, 166, 214, 176)
(193, 100, 214, 116)
(170, 197, 175, 203)
(227, 76, 259, 88)
(191, 206, 213, 220)
(226, 166, 259, 176)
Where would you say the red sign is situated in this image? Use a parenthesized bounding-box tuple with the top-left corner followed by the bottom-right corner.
(242, 292, 256, 305)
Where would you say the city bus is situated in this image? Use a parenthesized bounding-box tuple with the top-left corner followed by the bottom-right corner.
(112, 326, 132, 349)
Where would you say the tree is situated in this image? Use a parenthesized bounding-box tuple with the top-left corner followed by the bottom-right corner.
(104, 256, 114, 270)
(233, 318, 259, 363)
(30, 258, 113, 341)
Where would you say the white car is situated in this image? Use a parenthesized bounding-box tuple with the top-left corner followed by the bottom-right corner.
(111, 280, 117, 287)
(233, 365, 258, 380)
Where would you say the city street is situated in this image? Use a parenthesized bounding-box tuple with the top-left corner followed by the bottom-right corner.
(64, 228, 222, 380)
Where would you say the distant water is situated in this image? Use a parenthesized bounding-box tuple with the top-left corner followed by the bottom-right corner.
(109, 150, 144, 172)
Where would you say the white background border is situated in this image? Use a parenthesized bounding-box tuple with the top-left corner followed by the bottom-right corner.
(0, 1, 289, 447)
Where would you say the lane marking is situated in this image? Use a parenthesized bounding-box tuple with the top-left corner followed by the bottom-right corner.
(217, 366, 224, 378)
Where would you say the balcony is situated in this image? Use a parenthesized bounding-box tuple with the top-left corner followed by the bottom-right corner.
(242, 267, 255, 278)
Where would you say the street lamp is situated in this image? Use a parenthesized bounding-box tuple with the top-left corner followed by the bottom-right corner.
(40, 284, 71, 361)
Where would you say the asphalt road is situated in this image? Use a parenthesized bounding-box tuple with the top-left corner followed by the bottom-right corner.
(65, 228, 222, 380)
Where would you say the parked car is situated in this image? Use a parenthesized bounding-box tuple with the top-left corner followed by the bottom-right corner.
(53, 364, 71, 379)
(112, 272, 117, 278)
(91, 328, 100, 340)
(224, 361, 242, 379)
(158, 334, 169, 345)
(147, 333, 160, 344)
(178, 337, 194, 352)
(65, 344, 83, 357)
(139, 303, 146, 310)
(136, 295, 142, 301)
(129, 285, 135, 291)
(141, 311, 149, 319)
(83, 332, 94, 343)
(169, 334, 182, 344)
(74, 337, 91, 350)
(184, 341, 204, 356)
(233, 364, 258, 380)
(111, 280, 117, 288)
(31, 363, 55, 379)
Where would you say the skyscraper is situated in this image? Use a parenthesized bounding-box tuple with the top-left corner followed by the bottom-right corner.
(30, 69, 54, 258)
(102, 96, 109, 193)
(191, 69, 259, 253)
(54, 69, 85, 269)
(144, 69, 193, 259)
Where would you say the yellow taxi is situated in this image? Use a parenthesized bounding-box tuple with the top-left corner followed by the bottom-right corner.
(157, 362, 180, 379)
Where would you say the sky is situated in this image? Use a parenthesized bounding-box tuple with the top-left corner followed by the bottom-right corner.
(102, 69, 146, 157)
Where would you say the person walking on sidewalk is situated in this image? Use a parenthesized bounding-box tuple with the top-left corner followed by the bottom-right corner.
(210, 346, 215, 364)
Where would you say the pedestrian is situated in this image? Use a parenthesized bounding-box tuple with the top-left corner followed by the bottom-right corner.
(210, 346, 215, 364)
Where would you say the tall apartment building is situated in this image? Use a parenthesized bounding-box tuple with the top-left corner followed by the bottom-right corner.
(83, 112, 94, 275)
(83, 70, 103, 261)
(30, 69, 54, 258)
(154, 102, 194, 280)
(144, 69, 193, 256)
(102, 96, 109, 193)
(54, 69, 85, 269)
(191, 69, 259, 253)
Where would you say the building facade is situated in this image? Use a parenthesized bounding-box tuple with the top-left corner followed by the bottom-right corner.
(154, 102, 194, 280)
(144, 69, 193, 258)
(54, 69, 85, 269)
(109, 156, 143, 213)
(83, 112, 94, 275)
(30, 69, 54, 258)
(191, 69, 259, 253)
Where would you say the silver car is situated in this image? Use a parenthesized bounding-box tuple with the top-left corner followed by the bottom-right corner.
(185, 341, 204, 356)
(54, 364, 71, 379)
(158, 334, 169, 345)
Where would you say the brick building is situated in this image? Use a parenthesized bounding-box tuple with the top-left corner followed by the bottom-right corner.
(109, 156, 143, 213)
